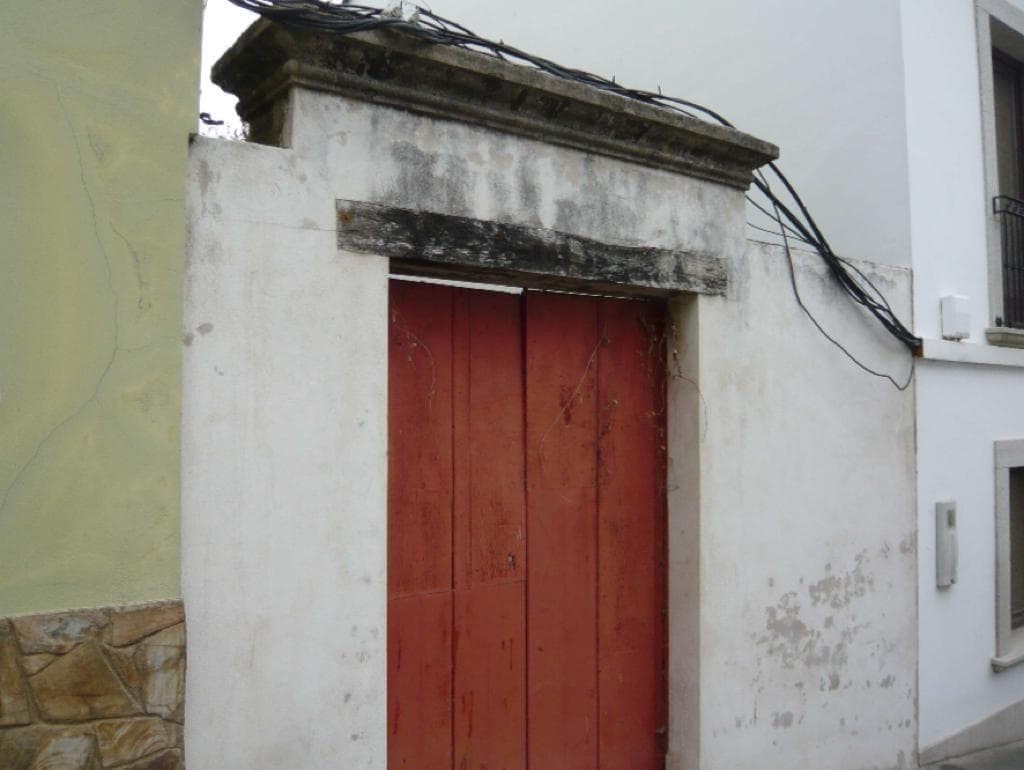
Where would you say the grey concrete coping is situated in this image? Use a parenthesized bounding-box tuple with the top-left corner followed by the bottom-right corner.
(213, 19, 778, 189)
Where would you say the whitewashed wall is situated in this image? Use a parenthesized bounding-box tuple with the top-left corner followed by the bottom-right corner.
(916, 360, 1024, 750)
(184, 69, 918, 767)
(676, 240, 916, 770)
(183, 84, 747, 769)
(901, 0, 990, 343)
(183, 135, 391, 768)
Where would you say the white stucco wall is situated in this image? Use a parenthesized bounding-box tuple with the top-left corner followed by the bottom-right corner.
(185, 66, 919, 766)
(900, 0, 990, 343)
(183, 136, 391, 768)
(675, 240, 917, 770)
(916, 361, 1024, 750)
(183, 83, 747, 768)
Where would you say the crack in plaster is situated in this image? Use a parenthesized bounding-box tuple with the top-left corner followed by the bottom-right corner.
(0, 88, 123, 516)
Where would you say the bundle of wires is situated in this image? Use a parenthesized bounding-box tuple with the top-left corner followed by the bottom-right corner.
(224, 0, 921, 389)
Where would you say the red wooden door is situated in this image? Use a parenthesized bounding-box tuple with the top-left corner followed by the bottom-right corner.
(388, 281, 666, 770)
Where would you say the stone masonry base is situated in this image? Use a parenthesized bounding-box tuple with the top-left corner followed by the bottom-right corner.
(0, 601, 185, 769)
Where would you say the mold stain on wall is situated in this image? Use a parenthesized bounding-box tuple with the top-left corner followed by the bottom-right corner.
(736, 548, 914, 741)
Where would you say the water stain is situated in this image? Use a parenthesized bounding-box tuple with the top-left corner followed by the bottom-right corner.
(771, 711, 794, 729)
(385, 141, 471, 216)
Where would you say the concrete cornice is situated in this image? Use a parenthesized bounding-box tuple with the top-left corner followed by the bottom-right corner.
(213, 20, 778, 189)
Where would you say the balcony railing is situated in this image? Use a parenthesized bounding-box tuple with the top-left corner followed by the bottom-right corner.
(994, 195, 1024, 329)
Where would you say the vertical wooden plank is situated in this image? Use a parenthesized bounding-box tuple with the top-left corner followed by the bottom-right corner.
(452, 290, 472, 598)
(596, 298, 667, 770)
(453, 289, 527, 770)
(453, 582, 527, 770)
(457, 290, 527, 589)
(389, 593, 454, 768)
(524, 292, 600, 770)
(388, 280, 455, 596)
(388, 280, 454, 769)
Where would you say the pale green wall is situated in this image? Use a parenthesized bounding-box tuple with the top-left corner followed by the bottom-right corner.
(0, 1, 203, 615)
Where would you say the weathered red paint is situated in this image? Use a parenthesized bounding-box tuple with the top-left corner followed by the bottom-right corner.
(525, 292, 600, 770)
(595, 298, 668, 769)
(452, 289, 528, 770)
(388, 281, 455, 770)
(388, 281, 666, 770)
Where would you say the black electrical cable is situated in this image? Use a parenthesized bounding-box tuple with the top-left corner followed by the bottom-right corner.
(773, 198, 915, 391)
(747, 195, 812, 244)
(747, 221, 812, 245)
(221, 0, 922, 386)
(753, 164, 915, 388)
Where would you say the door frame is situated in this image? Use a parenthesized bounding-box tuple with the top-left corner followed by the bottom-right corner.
(386, 279, 674, 768)
(363, 203, 707, 769)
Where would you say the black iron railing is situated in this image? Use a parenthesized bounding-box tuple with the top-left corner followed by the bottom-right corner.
(994, 196, 1024, 328)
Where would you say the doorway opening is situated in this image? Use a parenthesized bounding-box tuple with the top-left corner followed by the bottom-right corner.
(388, 279, 668, 769)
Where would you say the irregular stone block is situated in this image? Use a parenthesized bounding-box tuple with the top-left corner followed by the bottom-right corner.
(121, 748, 183, 770)
(0, 603, 187, 767)
(108, 604, 185, 647)
(107, 645, 143, 697)
(95, 717, 170, 766)
(29, 732, 99, 770)
(0, 627, 32, 726)
(21, 654, 56, 676)
(30, 640, 139, 721)
(0, 724, 62, 769)
(12, 610, 108, 655)
(135, 641, 185, 719)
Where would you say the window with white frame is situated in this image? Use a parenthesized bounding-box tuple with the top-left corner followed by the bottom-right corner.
(994, 439, 1024, 670)
(978, 2, 1024, 342)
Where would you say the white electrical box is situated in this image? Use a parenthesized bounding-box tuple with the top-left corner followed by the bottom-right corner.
(936, 501, 958, 588)
(940, 295, 971, 341)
